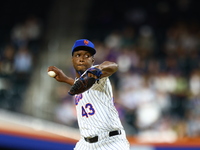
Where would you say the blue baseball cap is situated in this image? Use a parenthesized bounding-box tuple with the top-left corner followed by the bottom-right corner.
(72, 39, 96, 56)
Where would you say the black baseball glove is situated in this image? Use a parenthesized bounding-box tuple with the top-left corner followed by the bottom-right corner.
(68, 67, 102, 96)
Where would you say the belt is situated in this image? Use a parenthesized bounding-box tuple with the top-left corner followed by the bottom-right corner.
(84, 130, 121, 143)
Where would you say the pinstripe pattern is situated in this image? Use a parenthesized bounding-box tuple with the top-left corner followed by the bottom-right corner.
(74, 76, 130, 150)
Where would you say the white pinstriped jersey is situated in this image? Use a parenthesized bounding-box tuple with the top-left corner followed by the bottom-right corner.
(74, 77, 124, 138)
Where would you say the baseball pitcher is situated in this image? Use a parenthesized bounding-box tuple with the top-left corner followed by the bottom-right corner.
(47, 39, 130, 150)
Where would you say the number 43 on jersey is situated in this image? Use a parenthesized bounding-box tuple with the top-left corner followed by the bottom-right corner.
(82, 103, 95, 118)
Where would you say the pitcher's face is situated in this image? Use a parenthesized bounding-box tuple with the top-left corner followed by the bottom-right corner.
(72, 50, 94, 74)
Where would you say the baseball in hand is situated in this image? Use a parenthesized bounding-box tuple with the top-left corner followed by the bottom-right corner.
(48, 71, 56, 77)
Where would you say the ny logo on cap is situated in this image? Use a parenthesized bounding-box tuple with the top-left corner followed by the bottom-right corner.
(84, 40, 89, 45)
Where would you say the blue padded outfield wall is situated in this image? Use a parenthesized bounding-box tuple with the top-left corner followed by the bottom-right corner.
(1, 134, 200, 150)
(0, 134, 75, 150)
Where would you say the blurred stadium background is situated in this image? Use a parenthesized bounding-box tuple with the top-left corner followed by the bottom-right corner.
(0, 0, 200, 150)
